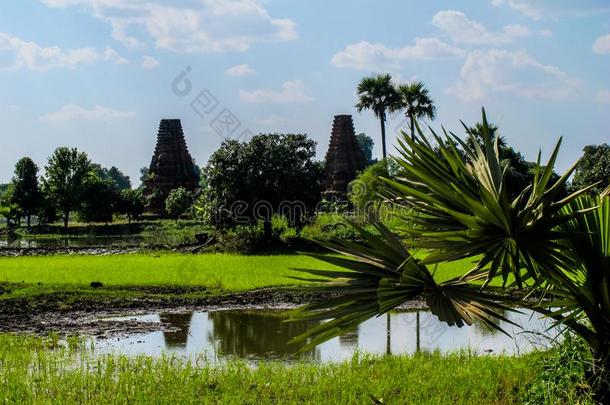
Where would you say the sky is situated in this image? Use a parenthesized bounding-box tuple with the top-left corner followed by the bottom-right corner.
(1, 0, 609, 185)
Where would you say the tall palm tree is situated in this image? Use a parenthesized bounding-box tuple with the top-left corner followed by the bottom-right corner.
(355, 74, 400, 159)
(394, 81, 436, 139)
(290, 110, 610, 401)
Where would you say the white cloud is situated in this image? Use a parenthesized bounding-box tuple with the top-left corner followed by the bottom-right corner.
(593, 34, 610, 55)
(595, 89, 610, 103)
(225, 64, 255, 76)
(239, 80, 312, 103)
(432, 10, 530, 45)
(0, 32, 127, 71)
(331, 38, 464, 71)
(40, 104, 135, 122)
(490, 0, 542, 20)
(40, 0, 298, 53)
(446, 49, 582, 102)
(141, 55, 159, 69)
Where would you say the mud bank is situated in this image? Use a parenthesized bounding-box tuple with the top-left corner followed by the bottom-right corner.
(0, 288, 426, 339)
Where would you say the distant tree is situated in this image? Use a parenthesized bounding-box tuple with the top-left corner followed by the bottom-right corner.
(165, 187, 192, 222)
(393, 81, 436, 138)
(139, 167, 151, 185)
(37, 194, 58, 225)
(91, 164, 131, 190)
(348, 159, 399, 215)
(0, 184, 22, 229)
(201, 134, 323, 239)
(571, 144, 610, 194)
(10, 157, 42, 227)
(355, 133, 376, 166)
(356, 74, 400, 159)
(119, 189, 144, 223)
(78, 175, 119, 224)
(42, 147, 92, 229)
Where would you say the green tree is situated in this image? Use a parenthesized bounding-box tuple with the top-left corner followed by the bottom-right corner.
(571, 144, 610, 194)
(165, 187, 192, 222)
(356, 74, 400, 159)
(91, 164, 131, 190)
(355, 133, 376, 166)
(10, 157, 42, 227)
(78, 175, 119, 224)
(348, 159, 398, 215)
(201, 134, 323, 239)
(292, 110, 610, 401)
(0, 184, 22, 229)
(42, 147, 92, 229)
(393, 81, 436, 138)
(119, 189, 144, 223)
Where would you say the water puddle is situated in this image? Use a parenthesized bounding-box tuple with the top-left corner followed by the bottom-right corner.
(94, 308, 558, 363)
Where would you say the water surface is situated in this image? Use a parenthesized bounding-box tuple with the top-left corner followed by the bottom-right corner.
(95, 308, 557, 363)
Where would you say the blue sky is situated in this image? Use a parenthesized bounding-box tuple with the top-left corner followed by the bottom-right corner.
(1, 0, 609, 185)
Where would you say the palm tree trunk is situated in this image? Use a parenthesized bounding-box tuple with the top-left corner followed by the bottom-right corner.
(380, 115, 387, 159)
(410, 115, 415, 140)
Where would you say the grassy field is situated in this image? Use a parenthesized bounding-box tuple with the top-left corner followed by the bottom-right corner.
(0, 333, 553, 404)
(0, 252, 475, 297)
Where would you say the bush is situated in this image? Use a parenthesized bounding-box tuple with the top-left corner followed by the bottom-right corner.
(523, 334, 593, 404)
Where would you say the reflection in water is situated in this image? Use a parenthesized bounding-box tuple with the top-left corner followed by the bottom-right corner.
(208, 311, 320, 360)
(160, 313, 193, 348)
(95, 308, 558, 364)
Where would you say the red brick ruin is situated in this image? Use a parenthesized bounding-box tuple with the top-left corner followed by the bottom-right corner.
(143, 119, 198, 214)
(322, 114, 366, 200)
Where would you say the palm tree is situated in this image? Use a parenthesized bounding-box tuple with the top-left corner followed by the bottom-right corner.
(290, 110, 610, 401)
(355, 74, 400, 159)
(394, 81, 436, 139)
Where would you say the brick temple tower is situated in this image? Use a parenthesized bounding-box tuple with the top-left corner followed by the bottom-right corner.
(322, 115, 366, 199)
(143, 119, 198, 214)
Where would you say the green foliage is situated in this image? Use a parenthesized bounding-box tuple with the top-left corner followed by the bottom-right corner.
(355, 133, 376, 166)
(393, 80, 436, 135)
(524, 334, 593, 404)
(348, 158, 399, 215)
(200, 134, 323, 230)
(165, 187, 193, 222)
(300, 213, 359, 241)
(571, 143, 610, 194)
(291, 109, 610, 399)
(77, 175, 119, 224)
(91, 164, 132, 190)
(10, 157, 42, 226)
(42, 147, 92, 228)
(118, 189, 144, 222)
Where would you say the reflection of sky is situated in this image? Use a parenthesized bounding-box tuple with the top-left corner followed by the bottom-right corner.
(94, 309, 558, 364)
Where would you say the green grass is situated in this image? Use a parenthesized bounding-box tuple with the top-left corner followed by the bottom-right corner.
(0, 333, 549, 404)
(0, 252, 474, 301)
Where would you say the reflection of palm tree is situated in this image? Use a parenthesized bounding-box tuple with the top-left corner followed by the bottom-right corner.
(386, 313, 391, 355)
(160, 313, 193, 348)
(208, 311, 319, 360)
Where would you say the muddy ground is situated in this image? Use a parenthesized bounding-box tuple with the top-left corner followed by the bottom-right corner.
(0, 287, 428, 339)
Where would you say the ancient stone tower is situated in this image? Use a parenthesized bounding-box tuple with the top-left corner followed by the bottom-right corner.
(322, 115, 366, 199)
(143, 119, 198, 214)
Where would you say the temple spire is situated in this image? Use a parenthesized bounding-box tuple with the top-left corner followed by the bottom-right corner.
(322, 115, 366, 200)
(143, 119, 198, 214)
